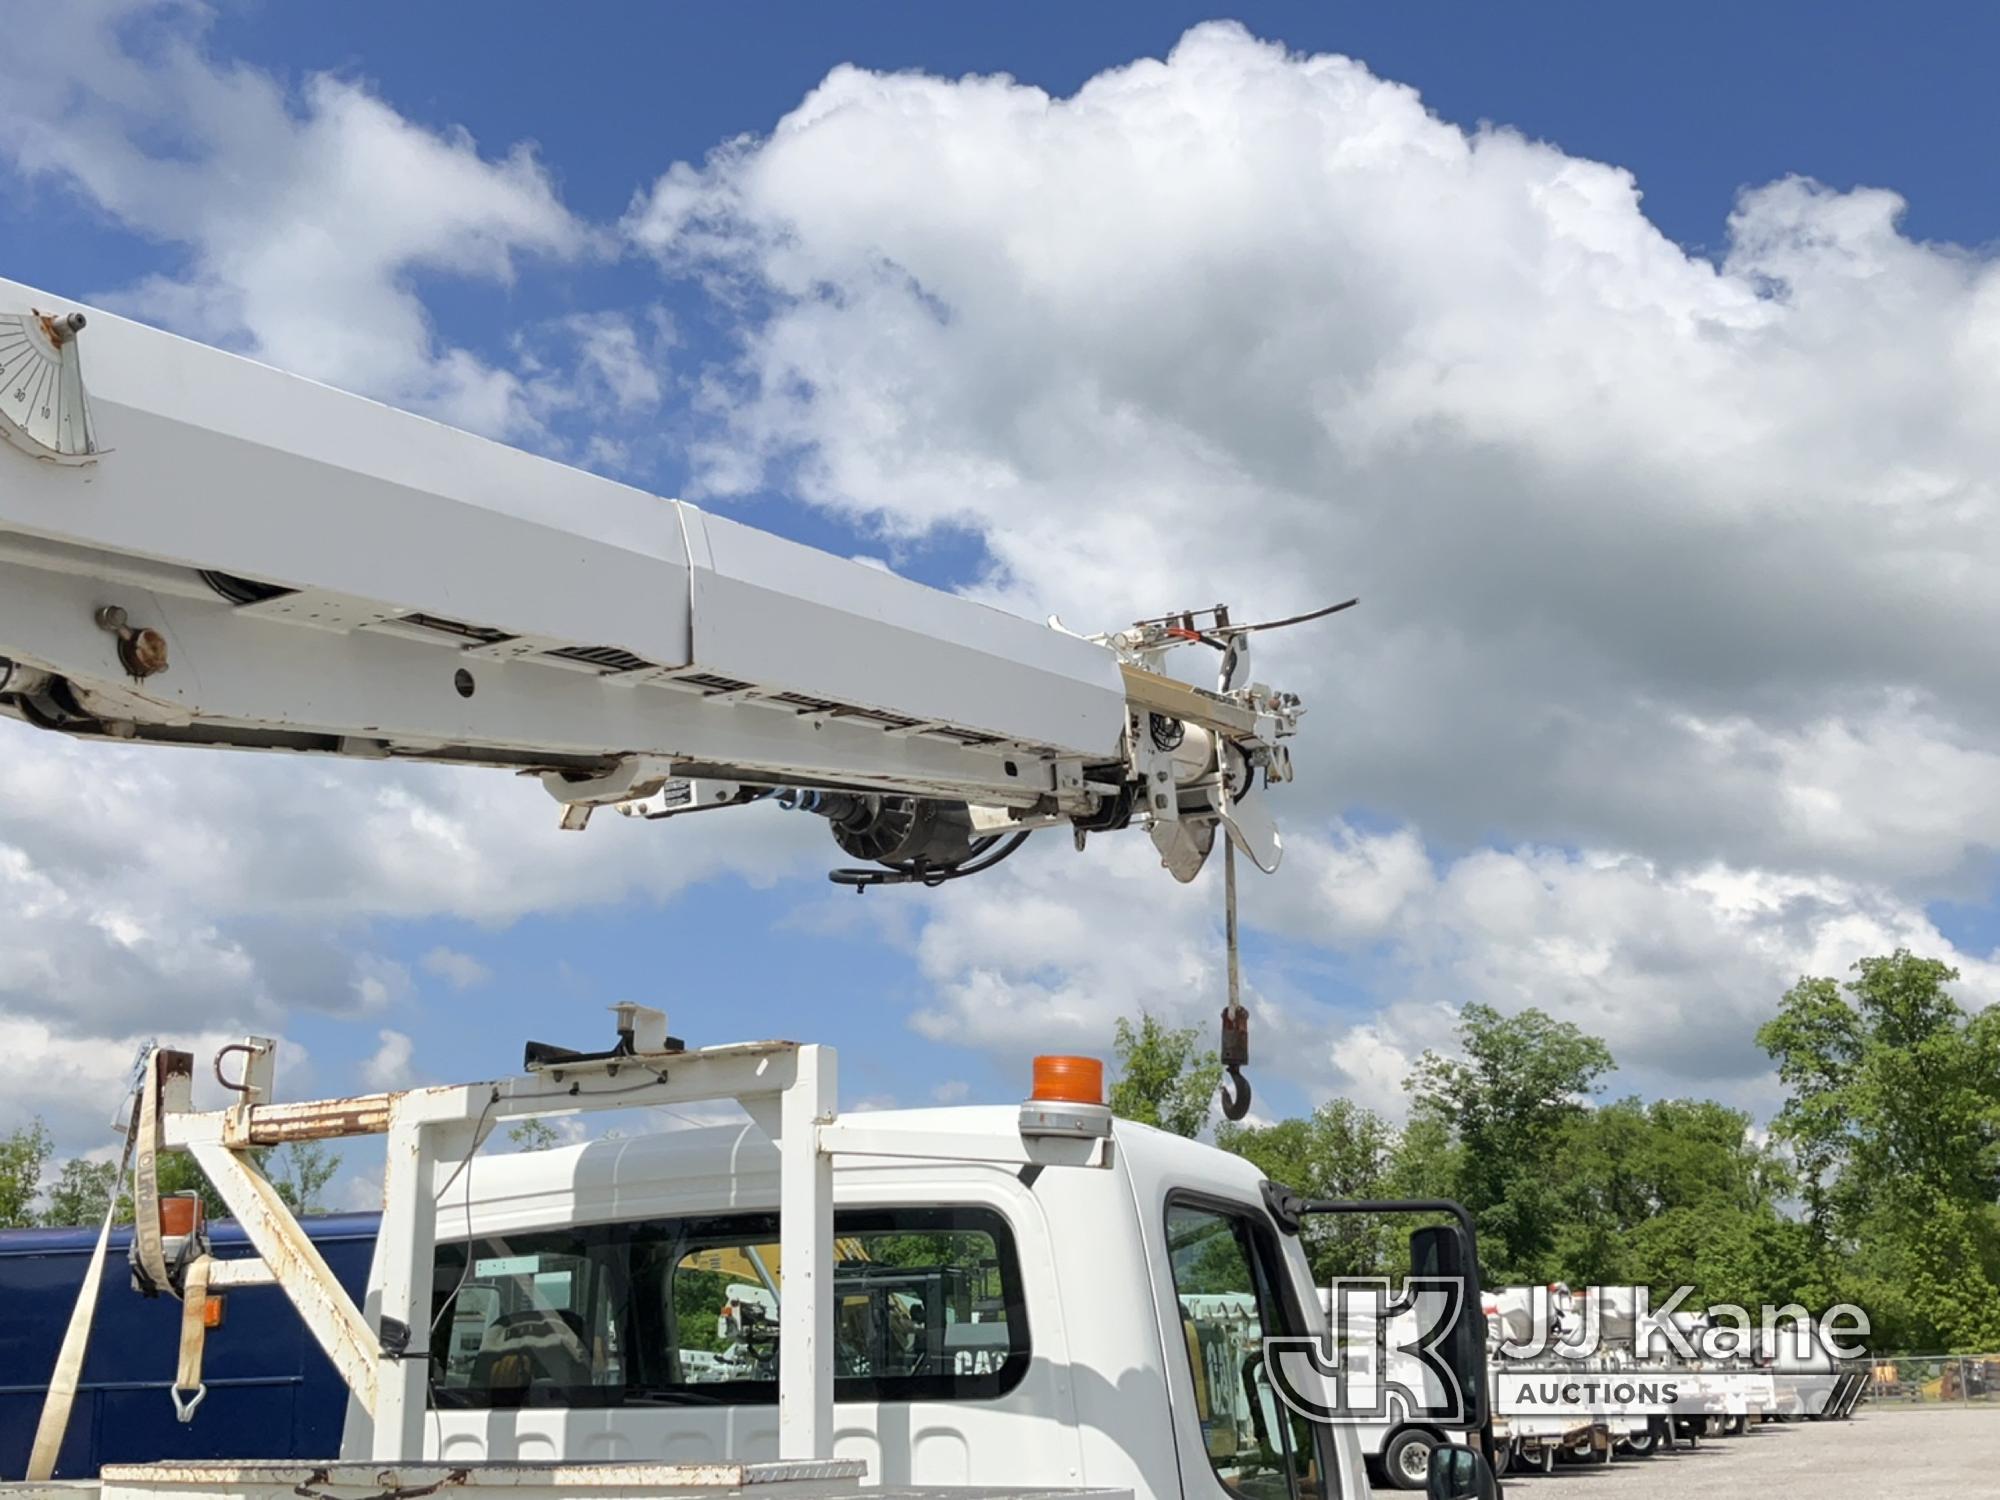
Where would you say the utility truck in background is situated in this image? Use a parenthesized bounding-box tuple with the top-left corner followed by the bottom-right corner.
(0, 281, 1509, 1500)
(1481, 1286, 1612, 1475)
(1762, 1326, 1868, 1421)
(1474, 1282, 1864, 1478)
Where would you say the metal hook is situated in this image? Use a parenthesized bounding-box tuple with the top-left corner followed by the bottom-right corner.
(1220, 1063, 1252, 1122)
(172, 1383, 206, 1423)
(214, 1044, 257, 1095)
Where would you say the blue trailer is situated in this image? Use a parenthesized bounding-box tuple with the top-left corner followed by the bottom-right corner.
(0, 1215, 378, 1481)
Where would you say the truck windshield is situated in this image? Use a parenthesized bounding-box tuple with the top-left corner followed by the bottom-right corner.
(1167, 1200, 1337, 1500)
(429, 1204, 1028, 1407)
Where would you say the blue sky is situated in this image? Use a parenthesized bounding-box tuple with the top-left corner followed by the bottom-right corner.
(5, 3, 1999, 1189)
(184, 3, 2000, 248)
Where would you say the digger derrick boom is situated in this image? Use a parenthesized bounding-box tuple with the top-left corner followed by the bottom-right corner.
(0, 276, 1304, 884)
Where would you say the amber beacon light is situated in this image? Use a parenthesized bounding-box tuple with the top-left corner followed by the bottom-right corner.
(1031, 1055, 1105, 1106)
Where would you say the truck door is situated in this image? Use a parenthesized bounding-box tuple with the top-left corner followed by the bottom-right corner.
(1161, 1197, 1341, 1500)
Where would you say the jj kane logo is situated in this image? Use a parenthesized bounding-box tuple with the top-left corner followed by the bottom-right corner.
(1261, 1281, 1869, 1424)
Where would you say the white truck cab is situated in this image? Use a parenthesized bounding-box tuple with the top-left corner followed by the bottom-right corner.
(8, 1031, 1503, 1500)
(3, 1040, 1504, 1500)
(405, 1106, 1373, 1500)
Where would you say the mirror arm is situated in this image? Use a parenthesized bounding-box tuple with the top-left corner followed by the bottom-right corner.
(1262, 1178, 1306, 1234)
(1260, 1183, 1483, 1269)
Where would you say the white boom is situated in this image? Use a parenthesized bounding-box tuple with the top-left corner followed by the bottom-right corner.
(0, 278, 1321, 893)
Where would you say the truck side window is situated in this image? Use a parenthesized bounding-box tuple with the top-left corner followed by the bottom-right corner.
(431, 1205, 1028, 1407)
(431, 1229, 627, 1404)
(1166, 1201, 1332, 1500)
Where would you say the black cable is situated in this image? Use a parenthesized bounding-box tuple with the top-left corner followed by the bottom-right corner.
(1237, 597, 1359, 632)
(198, 570, 293, 606)
(945, 830, 1031, 878)
(828, 829, 1033, 890)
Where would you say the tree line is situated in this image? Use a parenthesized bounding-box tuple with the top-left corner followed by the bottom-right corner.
(0, 1115, 579, 1234)
(1110, 949, 2000, 1354)
(0, 1126, 338, 1228)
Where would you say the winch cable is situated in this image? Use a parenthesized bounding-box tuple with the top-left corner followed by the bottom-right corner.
(25, 1056, 148, 1481)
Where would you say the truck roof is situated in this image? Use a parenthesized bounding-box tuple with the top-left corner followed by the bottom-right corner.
(441, 1103, 1266, 1213)
(2, 1107, 1271, 1253)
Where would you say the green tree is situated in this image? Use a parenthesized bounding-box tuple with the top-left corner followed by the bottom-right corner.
(1219, 1098, 1399, 1279)
(31, 1149, 244, 1226)
(153, 1149, 235, 1221)
(269, 1141, 340, 1216)
(1550, 1095, 1801, 1304)
(508, 1119, 561, 1152)
(1108, 1014, 1222, 1138)
(1758, 951, 2000, 1350)
(42, 1156, 125, 1227)
(1617, 1204, 1822, 1311)
(1757, 974, 1863, 1247)
(1407, 1004, 1613, 1282)
(29, 1140, 343, 1228)
(1382, 1112, 1460, 1203)
(0, 1120, 53, 1228)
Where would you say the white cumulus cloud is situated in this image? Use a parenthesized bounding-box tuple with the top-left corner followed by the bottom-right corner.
(0, 0, 597, 438)
(631, 21, 2000, 888)
(626, 22, 2000, 1108)
(421, 947, 494, 992)
(0, 724, 825, 1155)
(361, 1028, 415, 1091)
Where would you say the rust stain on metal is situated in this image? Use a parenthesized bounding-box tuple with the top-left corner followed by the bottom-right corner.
(242, 1093, 396, 1144)
(120, 626, 169, 678)
(291, 1466, 469, 1500)
(35, 310, 84, 347)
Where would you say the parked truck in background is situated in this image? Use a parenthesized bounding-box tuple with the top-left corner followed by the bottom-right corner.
(0, 1216, 377, 1477)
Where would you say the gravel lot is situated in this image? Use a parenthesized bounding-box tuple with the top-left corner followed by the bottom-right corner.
(1370, 1408, 2000, 1499)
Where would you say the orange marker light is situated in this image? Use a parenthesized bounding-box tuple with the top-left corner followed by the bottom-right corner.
(1031, 1055, 1104, 1106)
(203, 1295, 226, 1329)
(159, 1193, 203, 1239)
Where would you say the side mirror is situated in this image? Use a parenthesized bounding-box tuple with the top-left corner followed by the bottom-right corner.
(1410, 1224, 1490, 1429)
(1260, 1185, 1494, 1432)
(1427, 1444, 1499, 1500)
